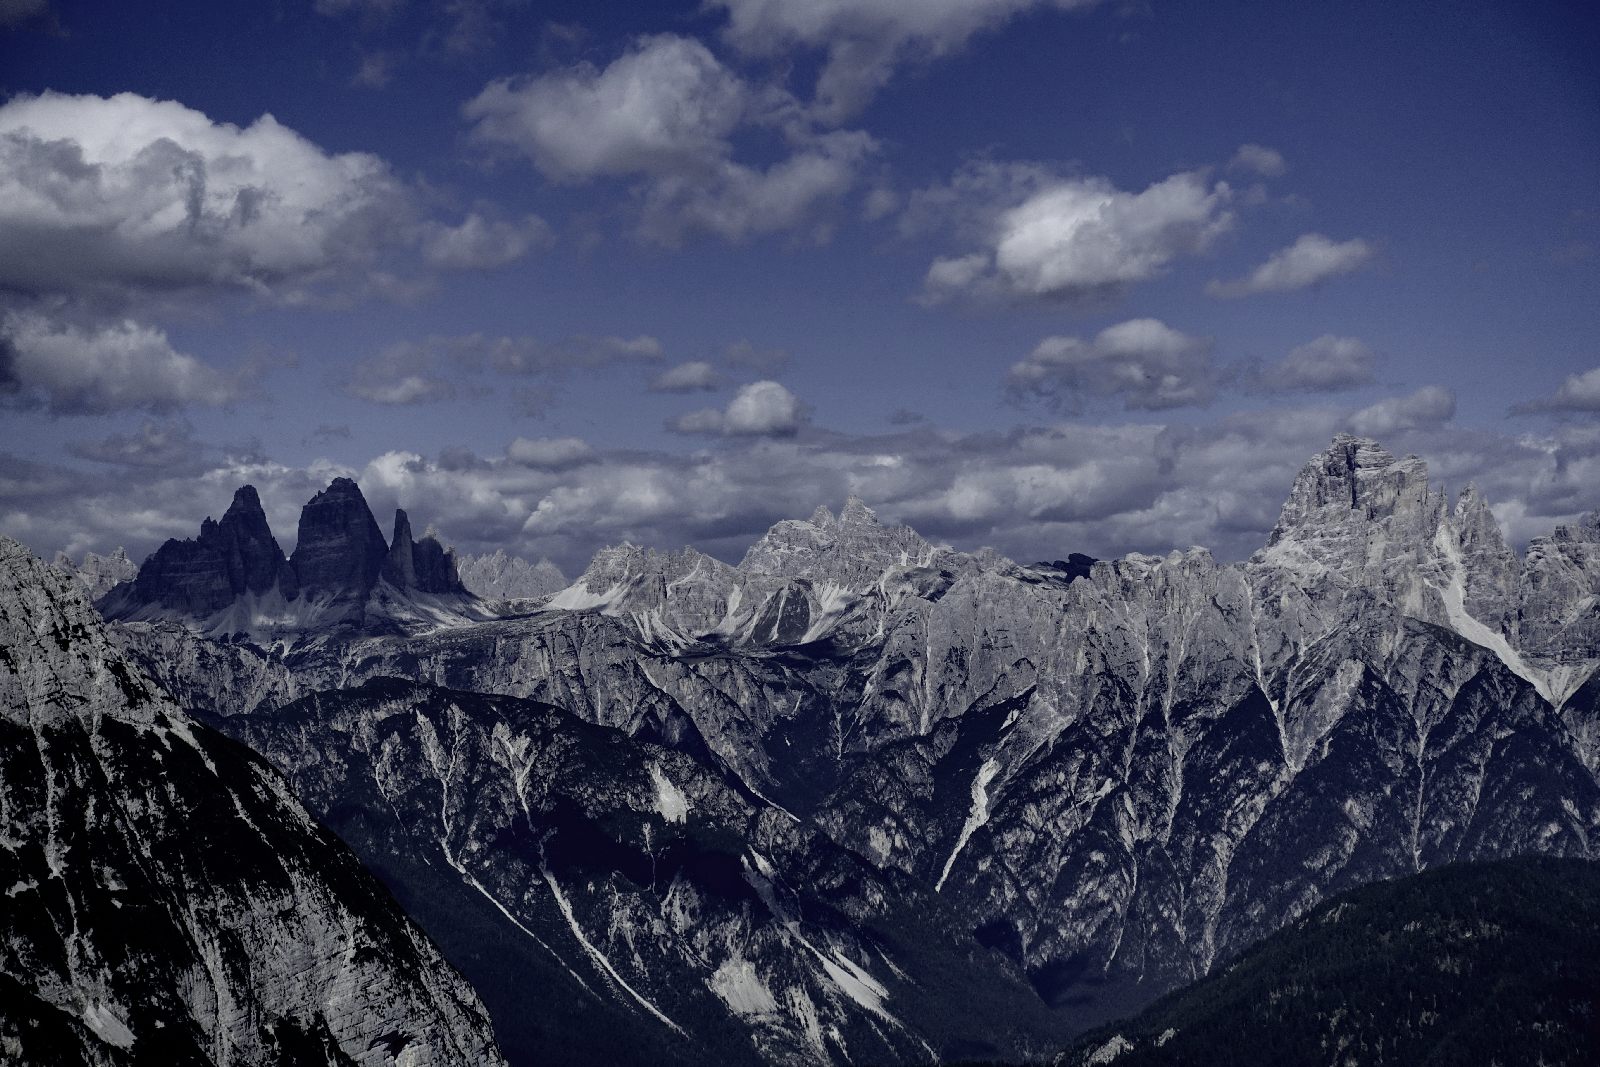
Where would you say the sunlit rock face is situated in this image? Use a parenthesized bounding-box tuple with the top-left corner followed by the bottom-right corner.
(106, 436, 1600, 1047)
(0, 537, 505, 1066)
(52, 545, 137, 600)
(456, 550, 567, 601)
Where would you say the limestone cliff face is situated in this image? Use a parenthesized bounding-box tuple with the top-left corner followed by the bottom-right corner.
(0, 538, 505, 1066)
(99, 485, 292, 617)
(289, 477, 391, 607)
(382, 508, 463, 595)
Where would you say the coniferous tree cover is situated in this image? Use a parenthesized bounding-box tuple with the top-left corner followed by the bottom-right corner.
(1060, 857, 1600, 1067)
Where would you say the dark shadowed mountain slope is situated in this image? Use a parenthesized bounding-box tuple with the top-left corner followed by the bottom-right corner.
(1060, 857, 1600, 1067)
(0, 538, 505, 1066)
(212, 677, 1073, 1067)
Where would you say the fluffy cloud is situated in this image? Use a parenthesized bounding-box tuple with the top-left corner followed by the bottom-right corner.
(506, 436, 596, 470)
(1228, 143, 1286, 177)
(650, 361, 722, 392)
(636, 129, 877, 244)
(1347, 385, 1456, 435)
(1510, 366, 1600, 414)
(1207, 233, 1374, 298)
(0, 91, 411, 303)
(712, 0, 1100, 120)
(919, 167, 1234, 304)
(466, 36, 748, 181)
(1008, 318, 1215, 411)
(0, 312, 243, 415)
(1253, 334, 1376, 393)
(464, 35, 878, 244)
(671, 380, 804, 436)
(420, 212, 551, 270)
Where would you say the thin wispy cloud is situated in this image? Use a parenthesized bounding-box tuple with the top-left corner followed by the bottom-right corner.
(1208, 233, 1375, 298)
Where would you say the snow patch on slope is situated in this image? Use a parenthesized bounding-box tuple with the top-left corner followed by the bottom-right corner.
(1429, 525, 1557, 704)
(541, 866, 687, 1037)
(81, 1002, 135, 1049)
(649, 763, 689, 824)
(936, 757, 1000, 892)
(708, 957, 778, 1017)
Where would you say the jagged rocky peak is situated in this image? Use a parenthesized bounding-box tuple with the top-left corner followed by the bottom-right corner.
(1521, 509, 1600, 664)
(103, 478, 479, 631)
(1269, 434, 1441, 541)
(577, 541, 733, 590)
(289, 476, 389, 600)
(456, 548, 567, 600)
(382, 508, 466, 595)
(1451, 483, 1521, 631)
(52, 544, 137, 599)
(219, 484, 294, 595)
(106, 483, 293, 616)
(839, 494, 879, 525)
(554, 542, 739, 632)
(740, 494, 940, 587)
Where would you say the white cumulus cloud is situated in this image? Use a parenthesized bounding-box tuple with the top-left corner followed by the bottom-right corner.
(0, 91, 411, 303)
(671, 380, 804, 436)
(650, 361, 722, 393)
(0, 312, 243, 415)
(712, 0, 1101, 120)
(464, 35, 878, 244)
(921, 168, 1234, 304)
(421, 212, 551, 270)
(1228, 143, 1286, 177)
(1255, 335, 1376, 393)
(1511, 366, 1600, 414)
(506, 436, 597, 470)
(465, 35, 748, 182)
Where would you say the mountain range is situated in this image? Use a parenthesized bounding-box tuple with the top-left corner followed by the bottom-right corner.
(7, 433, 1599, 1064)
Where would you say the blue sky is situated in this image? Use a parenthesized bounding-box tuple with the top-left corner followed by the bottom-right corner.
(1, 0, 1596, 574)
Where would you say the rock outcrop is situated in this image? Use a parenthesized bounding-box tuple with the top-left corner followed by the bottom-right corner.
(382, 509, 463, 595)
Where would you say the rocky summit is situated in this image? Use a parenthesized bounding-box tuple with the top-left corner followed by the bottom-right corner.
(100, 476, 481, 637)
(18, 435, 1600, 1065)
